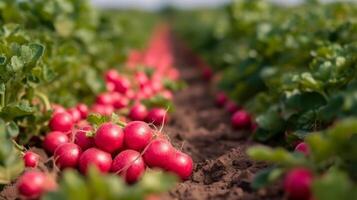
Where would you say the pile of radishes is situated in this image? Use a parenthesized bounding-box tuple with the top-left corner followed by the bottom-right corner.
(17, 25, 194, 199)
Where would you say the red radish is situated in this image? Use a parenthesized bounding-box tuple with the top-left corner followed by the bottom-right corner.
(75, 127, 94, 150)
(23, 151, 40, 168)
(17, 171, 46, 198)
(150, 81, 163, 93)
(91, 104, 114, 116)
(231, 110, 252, 130)
(166, 150, 193, 180)
(43, 131, 69, 154)
(295, 142, 310, 156)
(146, 108, 168, 126)
(143, 139, 174, 168)
(96, 92, 114, 106)
(225, 100, 240, 114)
(94, 122, 124, 153)
(54, 143, 81, 169)
(17, 171, 57, 198)
(215, 92, 228, 107)
(111, 150, 146, 183)
(284, 168, 313, 200)
(160, 90, 173, 100)
(125, 89, 135, 99)
(76, 103, 89, 119)
(124, 121, 153, 151)
(136, 72, 149, 87)
(67, 108, 81, 123)
(105, 69, 120, 83)
(112, 94, 129, 109)
(52, 104, 66, 115)
(49, 112, 74, 132)
(79, 148, 112, 174)
(114, 77, 131, 94)
(202, 67, 213, 81)
(106, 81, 116, 92)
(129, 104, 148, 121)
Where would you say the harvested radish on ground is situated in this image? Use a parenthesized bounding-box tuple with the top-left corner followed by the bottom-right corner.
(105, 69, 120, 83)
(94, 122, 124, 153)
(111, 150, 146, 183)
(225, 100, 240, 114)
(215, 92, 228, 107)
(231, 110, 252, 130)
(49, 112, 74, 132)
(114, 77, 131, 94)
(52, 104, 66, 115)
(143, 139, 174, 168)
(96, 92, 114, 106)
(112, 94, 129, 109)
(79, 148, 112, 174)
(91, 104, 114, 116)
(294, 142, 310, 156)
(75, 128, 94, 150)
(76, 103, 89, 119)
(166, 150, 193, 180)
(23, 151, 40, 168)
(284, 168, 313, 200)
(54, 143, 82, 169)
(43, 131, 69, 154)
(146, 108, 168, 126)
(129, 104, 148, 121)
(17, 171, 56, 199)
(124, 121, 153, 151)
(67, 108, 81, 123)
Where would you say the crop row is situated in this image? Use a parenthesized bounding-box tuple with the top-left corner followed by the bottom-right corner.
(174, 0, 357, 199)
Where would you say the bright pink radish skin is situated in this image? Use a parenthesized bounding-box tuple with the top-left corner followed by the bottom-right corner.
(105, 69, 120, 83)
(23, 152, 40, 168)
(94, 123, 124, 153)
(75, 127, 94, 150)
(43, 131, 69, 154)
(67, 108, 81, 123)
(166, 150, 193, 180)
(111, 150, 146, 183)
(52, 104, 66, 115)
(231, 110, 252, 130)
(284, 168, 313, 200)
(49, 112, 74, 132)
(294, 142, 310, 156)
(112, 94, 129, 109)
(129, 104, 148, 121)
(146, 108, 168, 126)
(96, 92, 114, 106)
(79, 148, 112, 174)
(215, 92, 228, 107)
(17, 171, 56, 199)
(54, 143, 82, 169)
(143, 139, 174, 168)
(124, 121, 153, 151)
(91, 104, 114, 116)
(76, 103, 89, 119)
(114, 77, 131, 94)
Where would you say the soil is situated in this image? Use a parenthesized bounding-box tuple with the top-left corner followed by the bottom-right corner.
(160, 43, 284, 200)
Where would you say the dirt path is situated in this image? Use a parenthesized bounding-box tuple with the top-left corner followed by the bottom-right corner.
(162, 45, 282, 200)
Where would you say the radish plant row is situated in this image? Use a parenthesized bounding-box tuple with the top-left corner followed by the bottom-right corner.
(174, 0, 357, 199)
(0, 0, 194, 199)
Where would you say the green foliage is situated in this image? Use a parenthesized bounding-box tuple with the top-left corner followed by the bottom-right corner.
(0, 0, 157, 184)
(174, 0, 357, 144)
(43, 168, 177, 200)
(248, 118, 357, 198)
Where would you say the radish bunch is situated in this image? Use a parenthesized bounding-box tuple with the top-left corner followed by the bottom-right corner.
(42, 120, 193, 183)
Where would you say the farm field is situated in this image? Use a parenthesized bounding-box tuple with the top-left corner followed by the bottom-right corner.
(1, 0, 357, 200)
